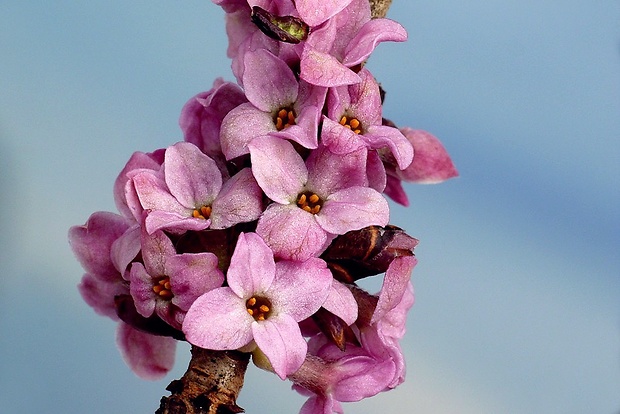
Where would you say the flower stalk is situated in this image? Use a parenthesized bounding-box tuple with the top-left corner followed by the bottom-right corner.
(156, 347, 250, 414)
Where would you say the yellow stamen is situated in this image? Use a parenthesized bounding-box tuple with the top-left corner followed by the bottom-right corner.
(192, 205, 212, 219)
(246, 295, 273, 321)
(339, 115, 362, 134)
(275, 107, 296, 131)
(297, 191, 323, 215)
(152, 277, 173, 301)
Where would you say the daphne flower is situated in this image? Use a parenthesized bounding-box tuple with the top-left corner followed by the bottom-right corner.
(220, 49, 326, 160)
(131, 141, 263, 234)
(249, 136, 389, 260)
(183, 232, 334, 379)
(321, 68, 413, 170)
(129, 228, 224, 329)
(300, 0, 407, 87)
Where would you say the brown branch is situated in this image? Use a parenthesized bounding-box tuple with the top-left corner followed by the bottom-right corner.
(369, 0, 393, 18)
(156, 347, 250, 414)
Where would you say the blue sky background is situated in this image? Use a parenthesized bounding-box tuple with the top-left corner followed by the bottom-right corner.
(1, 1, 618, 413)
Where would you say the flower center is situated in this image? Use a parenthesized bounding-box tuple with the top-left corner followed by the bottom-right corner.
(246, 296, 272, 321)
(339, 116, 362, 134)
(297, 191, 323, 214)
(192, 205, 212, 219)
(275, 108, 296, 131)
(152, 277, 173, 301)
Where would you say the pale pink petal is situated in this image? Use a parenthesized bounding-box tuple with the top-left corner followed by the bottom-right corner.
(164, 142, 223, 208)
(256, 204, 328, 261)
(248, 136, 307, 204)
(342, 19, 408, 67)
(226, 232, 276, 297)
(296, 0, 353, 27)
(243, 49, 298, 111)
(167, 252, 225, 311)
(252, 314, 307, 379)
(371, 256, 417, 324)
(316, 187, 389, 234)
(322, 280, 358, 325)
(210, 168, 264, 229)
(300, 47, 361, 87)
(220, 102, 277, 160)
(183, 287, 254, 350)
(268, 258, 333, 321)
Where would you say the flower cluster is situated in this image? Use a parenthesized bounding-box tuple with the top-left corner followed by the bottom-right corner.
(69, 0, 457, 412)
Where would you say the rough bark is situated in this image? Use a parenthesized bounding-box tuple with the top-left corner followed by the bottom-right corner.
(369, 0, 393, 18)
(156, 347, 250, 414)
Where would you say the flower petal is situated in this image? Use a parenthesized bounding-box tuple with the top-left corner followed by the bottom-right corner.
(210, 168, 264, 229)
(252, 314, 307, 379)
(300, 46, 361, 87)
(116, 322, 176, 380)
(243, 49, 298, 112)
(248, 136, 307, 204)
(296, 0, 353, 27)
(316, 187, 389, 234)
(183, 287, 254, 350)
(342, 18, 408, 67)
(256, 204, 328, 261)
(268, 258, 333, 321)
(164, 142, 223, 208)
(322, 280, 358, 325)
(226, 232, 276, 297)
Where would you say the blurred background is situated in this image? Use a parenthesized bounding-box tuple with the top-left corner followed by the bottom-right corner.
(1, 1, 618, 413)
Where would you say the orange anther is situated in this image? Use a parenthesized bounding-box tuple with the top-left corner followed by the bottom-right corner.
(309, 194, 320, 204)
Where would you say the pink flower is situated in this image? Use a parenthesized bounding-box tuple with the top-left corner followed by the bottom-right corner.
(183, 232, 334, 379)
(220, 49, 326, 160)
(130, 142, 263, 234)
(322, 68, 413, 170)
(249, 136, 389, 260)
(179, 78, 248, 168)
(299, 0, 407, 87)
(129, 228, 224, 329)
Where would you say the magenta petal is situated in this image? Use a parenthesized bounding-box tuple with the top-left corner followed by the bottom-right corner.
(248, 136, 307, 204)
(226, 232, 276, 297)
(342, 19, 408, 67)
(78, 273, 127, 320)
(252, 315, 307, 379)
(183, 287, 254, 350)
(398, 128, 459, 183)
(164, 142, 222, 208)
(268, 259, 332, 321)
(384, 174, 410, 207)
(317, 187, 389, 234)
(110, 224, 141, 275)
(243, 49, 298, 112)
(371, 256, 417, 324)
(116, 322, 176, 380)
(68, 211, 131, 278)
(322, 280, 358, 325)
(300, 47, 361, 87)
(256, 204, 328, 261)
(129, 263, 157, 318)
(296, 0, 353, 26)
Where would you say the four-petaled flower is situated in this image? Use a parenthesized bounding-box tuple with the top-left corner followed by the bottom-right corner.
(183, 232, 334, 379)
